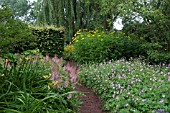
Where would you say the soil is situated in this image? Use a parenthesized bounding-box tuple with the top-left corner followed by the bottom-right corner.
(75, 85, 104, 113)
(66, 61, 104, 113)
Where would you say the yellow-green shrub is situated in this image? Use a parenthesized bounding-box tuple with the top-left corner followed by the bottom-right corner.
(70, 29, 145, 63)
(63, 45, 75, 60)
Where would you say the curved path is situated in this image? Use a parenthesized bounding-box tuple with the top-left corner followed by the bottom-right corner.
(75, 85, 104, 113)
(66, 61, 104, 113)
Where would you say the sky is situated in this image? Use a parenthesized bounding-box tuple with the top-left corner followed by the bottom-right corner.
(114, 18, 123, 30)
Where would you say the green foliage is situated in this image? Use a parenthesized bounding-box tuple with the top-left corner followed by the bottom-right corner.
(0, 5, 37, 55)
(70, 29, 145, 63)
(78, 59, 170, 112)
(0, 54, 80, 113)
(120, 0, 170, 52)
(141, 43, 170, 64)
(146, 50, 170, 65)
(31, 26, 65, 57)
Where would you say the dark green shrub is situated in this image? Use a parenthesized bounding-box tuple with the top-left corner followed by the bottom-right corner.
(141, 43, 170, 64)
(31, 26, 65, 57)
(146, 50, 170, 65)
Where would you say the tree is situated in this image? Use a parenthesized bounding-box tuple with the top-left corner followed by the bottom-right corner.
(0, 0, 36, 23)
(0, 5, 36, 54)
(117, 0, 170, 52)
(35, 0, 108, 41)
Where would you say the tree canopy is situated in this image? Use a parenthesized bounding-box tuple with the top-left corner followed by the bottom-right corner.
(0, 0, 169, 51)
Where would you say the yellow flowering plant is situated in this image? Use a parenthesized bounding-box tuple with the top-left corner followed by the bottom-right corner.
(70, 29, 146, 63)
(63, 45, 75, 60)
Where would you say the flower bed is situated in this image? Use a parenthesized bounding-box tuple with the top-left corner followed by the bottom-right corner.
(78, 59, 170, 112)
(0, 53, 80, 112)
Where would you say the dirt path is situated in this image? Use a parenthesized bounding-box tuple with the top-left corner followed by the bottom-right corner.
(66, 61, 104, 113)
(75, 85, 104, 113)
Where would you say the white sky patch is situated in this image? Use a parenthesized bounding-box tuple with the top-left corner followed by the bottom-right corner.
(114, 18, 123, 30)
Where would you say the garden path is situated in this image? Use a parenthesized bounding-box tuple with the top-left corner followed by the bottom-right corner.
(66, 61, 104, 113)
(75, 85, 104, 113)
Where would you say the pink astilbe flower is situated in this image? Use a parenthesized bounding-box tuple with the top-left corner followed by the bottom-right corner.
(67, 94, 72, 99)
(52, 55, 57, 62)
(45, 55, 50, 62)
(52, 55, 63, 70)
(64, 61, 81, 89)
(51, 71, 58, 81)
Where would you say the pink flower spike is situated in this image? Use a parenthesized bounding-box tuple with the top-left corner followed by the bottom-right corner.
(168, 76, 170, 81)
(45, 55, 49, 62)
(52, 55, 57, 62)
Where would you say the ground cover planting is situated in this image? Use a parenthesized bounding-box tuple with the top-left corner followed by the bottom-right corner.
(78, 59, 170, 113)
(0, 52, 80, 113)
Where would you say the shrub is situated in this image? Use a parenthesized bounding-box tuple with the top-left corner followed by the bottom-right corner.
(0, 5, 37, 55)
(141, 43, 170, 64)
(78, 59, 170, 112)
(146, 50, 170, 65)
(70, 29, 145, 63)
(63, 45, 75, 60)
(31, 26, 65, 57)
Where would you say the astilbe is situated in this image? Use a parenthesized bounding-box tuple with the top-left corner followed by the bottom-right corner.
(64, 61, 80, 89)
(46, 55, 80, 90)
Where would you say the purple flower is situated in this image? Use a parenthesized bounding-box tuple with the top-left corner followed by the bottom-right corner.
(160, 99, 164, 103)
(119, 89, 122, 94)
(162, 94, 165, 98)
(112, 94, 115, 98)
(127, 92, 130, 95)
(116, 96, 119, 101)
(168, 76, 170, 81)
(136, 98, 139, 101)
(117, 84, 121, 88)
(142, 99, 146, 102)
(125, 103, 129, 107)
